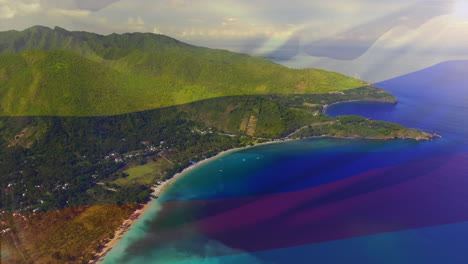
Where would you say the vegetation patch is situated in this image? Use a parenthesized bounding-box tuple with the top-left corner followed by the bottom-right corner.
(112, 159, 173, 186)
(1, 204, 139, 264)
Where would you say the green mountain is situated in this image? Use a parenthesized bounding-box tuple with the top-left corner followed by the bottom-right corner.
(0, 26, 368, 116)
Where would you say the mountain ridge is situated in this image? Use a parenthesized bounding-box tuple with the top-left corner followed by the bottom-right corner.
(0, 26, 369, 116)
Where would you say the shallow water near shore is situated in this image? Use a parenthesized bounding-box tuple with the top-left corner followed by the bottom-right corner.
(103, 64, 468, 264)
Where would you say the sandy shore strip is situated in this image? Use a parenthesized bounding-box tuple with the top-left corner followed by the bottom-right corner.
(91, 139, 288, 263)
(90, 127, 410, 263)
(92, 98, 398, 262)
(90, 97, 425, 263)
(90, 124, 434, 263)
(89, 181, 179, 263)
(90, 201, 153, 263)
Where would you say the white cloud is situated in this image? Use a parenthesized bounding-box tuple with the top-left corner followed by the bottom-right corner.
(127, 16, 145, 26)
(166, 0, 186, 8)
(152, 26, 161, 34)
(179, 22, 297, 40)
(0, 4, 14, 19)
(188, 18, 204, 23)
(222, 17, 238, 27)
(48, 8, 91, 18)
(285, 14, 468, 82)
(0, 0, 41, 19)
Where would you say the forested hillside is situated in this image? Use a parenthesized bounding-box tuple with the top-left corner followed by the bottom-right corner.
(0, 26, 368, 116)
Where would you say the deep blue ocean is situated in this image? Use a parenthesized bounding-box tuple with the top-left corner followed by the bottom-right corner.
(103, 61, 468, 264)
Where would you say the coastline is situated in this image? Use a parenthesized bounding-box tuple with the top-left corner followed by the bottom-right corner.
(90, 201, 154, 263)
(92, 129, 438, 262)
(91, 139, 287, 263)
(92, 99, 427, 263)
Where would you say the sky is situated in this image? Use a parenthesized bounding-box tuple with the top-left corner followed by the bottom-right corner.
(1, 0, 468, 82)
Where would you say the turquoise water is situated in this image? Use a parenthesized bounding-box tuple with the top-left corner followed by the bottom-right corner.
(103, 61, 468, 264)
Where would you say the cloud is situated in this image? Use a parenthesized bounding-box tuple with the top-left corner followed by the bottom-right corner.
(166, 0, 186, 8)
(152, 26, 161, 34)
(0, 0, 465, 79)
(127, 16, 145, 26)
(302, 0, 455, 60)
(188, 18, 204, 23)
(179, 22, 296, 40)
(222, 17, 238, 27)
(48, 8, 90, 18)
(284, 14, 468, 82)
(0, 0, 41, 19)
(74, 0, 120, 11)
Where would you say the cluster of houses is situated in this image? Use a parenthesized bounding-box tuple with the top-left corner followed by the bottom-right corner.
(103, 140, 165, 163)
(53, 183, 70, 191)
(191, 127, 214, 135)
(3, 140, 181, 216)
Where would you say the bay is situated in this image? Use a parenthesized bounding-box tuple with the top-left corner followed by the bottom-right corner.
(103, 61, 468, 264)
